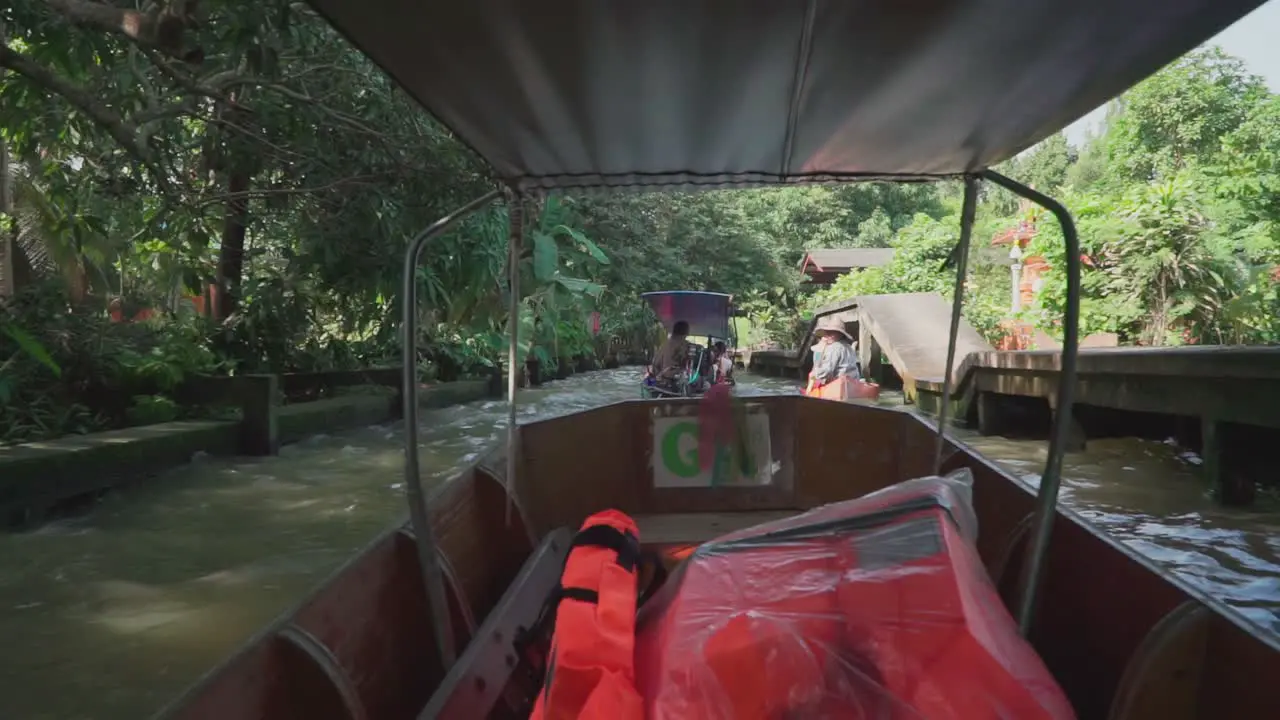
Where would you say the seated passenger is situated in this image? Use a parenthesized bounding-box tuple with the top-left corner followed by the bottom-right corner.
(691, 344, 712, 393)
(712, 341, 734, 384)
(808, 318, 860, 390)
(652, 320, 691, 391)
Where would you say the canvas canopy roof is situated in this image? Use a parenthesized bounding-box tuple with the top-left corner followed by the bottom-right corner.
(642, 291, 732, 340)
(308, 0, 1264, 192)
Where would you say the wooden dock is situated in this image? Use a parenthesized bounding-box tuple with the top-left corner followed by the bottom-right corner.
(747, 293, 1280, 505)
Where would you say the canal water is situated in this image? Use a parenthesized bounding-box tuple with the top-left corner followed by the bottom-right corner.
(1, 369, 1276, 719)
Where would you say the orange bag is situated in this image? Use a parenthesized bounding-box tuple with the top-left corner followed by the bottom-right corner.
(528, 510, 645, 720)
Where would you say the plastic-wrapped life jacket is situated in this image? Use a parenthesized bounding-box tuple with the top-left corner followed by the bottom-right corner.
(633, 474, 1077, 720)
(527, 510, 645, 720)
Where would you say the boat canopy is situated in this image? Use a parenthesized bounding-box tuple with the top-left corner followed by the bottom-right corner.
(307, 0, 1263, 192)
(642, 291, 732, 341)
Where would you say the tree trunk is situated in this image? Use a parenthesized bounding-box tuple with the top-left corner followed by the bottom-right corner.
(0, 139, 12, 299)
(0, 21, 11, 299)
(214, 169, 250, 319)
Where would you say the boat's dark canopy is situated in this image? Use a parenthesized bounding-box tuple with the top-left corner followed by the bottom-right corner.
(307, 0, 1263, 191)
(643, 291, 732, 340)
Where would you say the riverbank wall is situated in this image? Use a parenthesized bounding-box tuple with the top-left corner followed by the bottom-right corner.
(0, 367, 504, 528)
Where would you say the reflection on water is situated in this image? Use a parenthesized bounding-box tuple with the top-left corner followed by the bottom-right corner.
(957, 431, 1280, 635)
(0, 370, 797, 720)
(0, 369, 1276, 718)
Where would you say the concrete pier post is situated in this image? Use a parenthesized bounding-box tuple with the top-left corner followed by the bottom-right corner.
(1201, 415, 1222, 497)
(1047, 393, 1086, 452)
(977, 392, 1003, 436)
(239, 374, 279, 456)
(1202, 417, 1255, 506)
(1060, 411, 1087, 453)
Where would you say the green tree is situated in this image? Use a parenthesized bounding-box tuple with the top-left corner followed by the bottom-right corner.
(1015, 132, 1077, 193)
(1105, 46, 1269, 182)
(1215, 95, 1280, 259)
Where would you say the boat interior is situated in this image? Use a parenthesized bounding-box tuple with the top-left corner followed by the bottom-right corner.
(164, 396, 1280, 720)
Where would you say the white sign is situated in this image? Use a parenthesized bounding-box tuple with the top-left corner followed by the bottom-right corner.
(651, 412, 773, 488)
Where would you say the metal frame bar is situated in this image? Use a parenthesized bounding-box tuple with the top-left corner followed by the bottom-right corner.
(504, 189, 524, 526)
(401, 188, 503, 668)
(933, 175, 979, 474)
(981, 169, 1081, 636)
(397, 171, 1075, 660)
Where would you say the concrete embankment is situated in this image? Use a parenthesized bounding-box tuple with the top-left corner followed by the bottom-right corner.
(0, 369, 501, 528)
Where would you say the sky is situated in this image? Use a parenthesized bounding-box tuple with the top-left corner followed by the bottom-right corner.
(1063, 1, 1280, 145)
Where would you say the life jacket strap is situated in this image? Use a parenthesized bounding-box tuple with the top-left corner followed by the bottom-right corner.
(570, 524, 641, 572)
(524, 523, 664, 650)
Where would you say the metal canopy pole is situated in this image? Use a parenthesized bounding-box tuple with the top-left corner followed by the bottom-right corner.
(401, 188, 503, 669)
(981, 169, 1081, 637)
(933, 175, 979, 475)
(504, 189, 524, 525)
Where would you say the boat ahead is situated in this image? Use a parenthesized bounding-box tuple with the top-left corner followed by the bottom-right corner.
(158, 0, 1278, 717)
(160, 397, 1280, 719)
(640, 291, 735, 398)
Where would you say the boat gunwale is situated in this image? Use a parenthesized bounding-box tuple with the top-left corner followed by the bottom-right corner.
(149, 459, 515, 719)
(529, 394, 1280, 656)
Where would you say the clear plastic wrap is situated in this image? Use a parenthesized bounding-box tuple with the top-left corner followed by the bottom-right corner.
(634, 470, 1076, 719)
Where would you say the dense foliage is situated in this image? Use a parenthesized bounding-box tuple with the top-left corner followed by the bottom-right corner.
(1, 3, 1276, 443)
(0, 1, 946, 441)
(809, 47, 1280, 349)
(1020, 48, 1280, 346)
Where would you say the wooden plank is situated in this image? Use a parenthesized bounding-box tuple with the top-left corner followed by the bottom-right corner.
(634, 511, 798, 546)
(420, 527, 571, 720)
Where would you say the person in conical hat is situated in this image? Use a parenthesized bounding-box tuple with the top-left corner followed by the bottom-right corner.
(808, 317, 860, 391)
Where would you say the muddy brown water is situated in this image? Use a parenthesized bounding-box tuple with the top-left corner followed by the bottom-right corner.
(0, 369, 1275, 719)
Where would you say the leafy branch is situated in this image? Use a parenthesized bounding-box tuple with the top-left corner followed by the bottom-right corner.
(40, 0, 199, 61)
(0, 41, 151, 163)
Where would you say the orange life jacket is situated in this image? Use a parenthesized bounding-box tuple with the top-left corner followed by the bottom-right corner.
(528, 510, 645, 720)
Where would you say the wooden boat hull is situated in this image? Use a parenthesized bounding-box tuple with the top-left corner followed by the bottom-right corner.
(804, 375, 881, 402)
(158, 397, 1280, 720)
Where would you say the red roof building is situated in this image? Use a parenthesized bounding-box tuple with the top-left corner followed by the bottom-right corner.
(798, 248, 895, 286)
